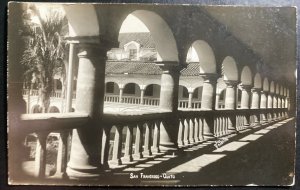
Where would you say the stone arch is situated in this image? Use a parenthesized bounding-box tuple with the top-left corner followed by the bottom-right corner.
(178, 85, 189, 99)
(263, 78, 269, 92)
(187, 40, 216, 73)
(240, 66, 252, 85)
(105, 81, 120, 95)
(49, 106, 60, 113)
(193, 86, 203, 100)
(119, 11, 178, 62)
(270, 81, 275, 93)
(123, 82, 141, 96)
(144, 84, 161, 98)
(222, 56, 238, 81)
(63, 4, 99, 37)
(253, 73, 262, 89)
(280, 85, 284, 96)
(31, 104, 41, 113)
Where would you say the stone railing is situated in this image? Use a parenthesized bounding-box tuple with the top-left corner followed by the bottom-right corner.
(178, 100, 201, 109)
(104, 94, 120, 103)
(17, 107, 288, 180)
(101, 112, 171, 168)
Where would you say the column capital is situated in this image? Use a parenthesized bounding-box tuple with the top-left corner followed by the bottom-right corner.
(200, 73, 218, 84)
(251, 88, 261, 93)
(66, 35, 117, 57)
(239, 84, 252, 91)
(224, 80, 238, 88)
(155, 61, 185, 73)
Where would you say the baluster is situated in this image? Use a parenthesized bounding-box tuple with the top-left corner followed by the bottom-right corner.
(214, 117, 218, 137)
(177, 119, 184, 146)
(189, 119, 195, 144)
(111, 125, 123, 165)
(134, 123, 143, 159)
(143, 122, 152, 156)
(183, 119, 190, 145)
(152, 121, 160, 153)
(34, 132, 48, 178)
(198, 118, 204, 141)
(194, 118, 200, 142)
(54, 131, 69, 178)
(123, 126, 133, 162)
(101, 127, 111, 169)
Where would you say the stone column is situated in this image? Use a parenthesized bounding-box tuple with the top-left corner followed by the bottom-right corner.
(188, 90, 193, 109)
(224, 80, 238, 109)
(251, 88, 260, 109)
(260, 91, 268, 122)
(66, 37, 112, 179)
(157, 62, 180, 151)
(251, 88, 261, 124)
(119, 85, 124, 103)
(273, 95, 278, 108)
(65, 43, 76, 112)
(240, 85, 251, 109)
(201, 74, 217, 110)
(140, 88, 145, 105)
(278, 96, 282, 108)
(267, 93, 273, 108)
(201, 74, 217, 139)
(215, 93, 220, 109)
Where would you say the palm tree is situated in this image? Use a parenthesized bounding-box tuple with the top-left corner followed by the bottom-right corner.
(21, 5, 66, 113)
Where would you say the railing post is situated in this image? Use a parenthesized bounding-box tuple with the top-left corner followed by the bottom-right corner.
(134, 123, 144, 159)
(111, 126, 123, 165)
(177, 119, 184, 146)
(143, 122, 152, 156)
(152, 121, 160, 153)
(123, 125, 134, 162)
(194, 118, 200, 142)
(189, 118, 195, 144)
(66, 37, 114, 179)
(54, 131, 69, 178)
(101, 127, 111, 169)
(183, 119, 190, 145)
(34, 132, 48, 178)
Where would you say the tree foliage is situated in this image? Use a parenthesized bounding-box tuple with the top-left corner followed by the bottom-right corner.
(21, 6, 66, 113)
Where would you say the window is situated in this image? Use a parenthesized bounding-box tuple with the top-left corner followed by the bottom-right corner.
(106, 82, 114, 93)
(129, 49, 137, 60)
(145, 85, 154, 96)
(124, 83, 136, 94)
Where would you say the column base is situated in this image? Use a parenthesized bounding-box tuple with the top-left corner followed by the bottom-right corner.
(143, 150, 152, 157)
(122, 155, 133, 163)
(151, 147, 160, 154)
(110, 158, 122, 166)
(159, 142, 179, 152)
(203, 133, 215, 141)
(133, 153, 143, 160)
(66, 165, 102, 180)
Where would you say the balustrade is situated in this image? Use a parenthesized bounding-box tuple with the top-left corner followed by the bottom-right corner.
(17, 106, 288, 180)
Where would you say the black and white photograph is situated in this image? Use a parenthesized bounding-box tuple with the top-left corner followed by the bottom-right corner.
(7, 2, 297, 187)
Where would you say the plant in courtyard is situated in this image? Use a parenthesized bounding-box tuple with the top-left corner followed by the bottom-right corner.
(21, 5, 66, 113)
